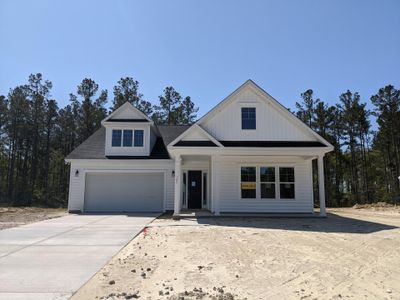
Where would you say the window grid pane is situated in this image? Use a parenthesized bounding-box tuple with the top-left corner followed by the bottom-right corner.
(261, 183, 276, 198)
(112, 130, 122, 147)
(260, 167, 275, 182)
(241, 107, 256, 129)
(279, 167, 295, 199)
(123, 130, 133, 147)
(280, 184, 295, 199)
(279, 167, 295, 183)
(260, 167, 276, 199)
(134, 130, 144, 147)
(241, 167, 256, 199)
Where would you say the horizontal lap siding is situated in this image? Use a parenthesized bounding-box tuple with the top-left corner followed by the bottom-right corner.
(67, 161, 174, 212)
(165, 172, 174, 210)
(218, 160, 313, 213)
(68, 162, 85, 211)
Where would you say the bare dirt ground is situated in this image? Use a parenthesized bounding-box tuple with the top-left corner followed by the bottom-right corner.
(0, 206, 67, 230)
(72, 207, 400, 300)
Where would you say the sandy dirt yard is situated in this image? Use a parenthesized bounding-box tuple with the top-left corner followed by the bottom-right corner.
(72, 207, 400, 300)
(0, 206, 67, 230)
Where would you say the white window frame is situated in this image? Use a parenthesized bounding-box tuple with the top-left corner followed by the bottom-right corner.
(133, 129, 144, 148)
(260, 166, 277, 199)
(111, 128, 144, 148)
(239, 165, 258, 199)
(122, 129, 133, 147)
(278, 167, 296, 199)
(241, 107, 257, 130)
(111, 129, 123, 147)
(239, 164, 296, 200)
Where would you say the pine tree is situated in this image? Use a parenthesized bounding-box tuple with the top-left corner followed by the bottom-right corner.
(73, 78, 107, 141)
(154, 86, 182, 124)
(180, 96, 199, 124)
(371, 85, 400, 200)
(112, 77, 143, 111)
(296, 89, 319, 129)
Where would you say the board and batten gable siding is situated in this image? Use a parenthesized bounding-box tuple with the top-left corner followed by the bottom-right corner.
(216, 158, 313, 213)
(67, 160, 175, 212)
(181, 127, 210, 141)
(111, 105, 148, 120)
(201, 85, 316, 142)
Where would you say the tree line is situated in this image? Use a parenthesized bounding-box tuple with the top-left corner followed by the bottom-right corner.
(295, 86, 400, 206)
(0, 73, 399, 207)
(0, 74, 198, 206)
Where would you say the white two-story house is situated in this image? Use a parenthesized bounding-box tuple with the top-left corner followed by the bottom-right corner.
(66, 80, 333, 216)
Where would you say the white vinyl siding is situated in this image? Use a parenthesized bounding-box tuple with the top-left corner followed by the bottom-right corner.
(202, 86, 316, 141)
(217, 159, 313, 213)
(67, 160, 174, 212)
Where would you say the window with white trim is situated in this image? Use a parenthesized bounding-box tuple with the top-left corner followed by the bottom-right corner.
(279, 167, 295, 199)
(241, 107, 256, 129)
(134, 130, 144, 147)
(260, 167, 275, 199)
(123, 130, 133, 147)
(240, 165, 295, 200)
(112, 129, 122, 147)
(240, 166, 256, 198)
(112, 129, 144, 147)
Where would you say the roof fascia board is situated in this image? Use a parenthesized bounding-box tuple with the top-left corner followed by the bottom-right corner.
(102, 102, 152, 124)
(247, 81, 334, 148)
(196, 79, 334, 149)
(167, 124, 223, 148)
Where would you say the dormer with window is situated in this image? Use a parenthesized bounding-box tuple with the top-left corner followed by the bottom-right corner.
(101, 102, 157, 157)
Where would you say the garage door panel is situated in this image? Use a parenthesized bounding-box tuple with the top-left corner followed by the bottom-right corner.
(85, 173, 164, 212)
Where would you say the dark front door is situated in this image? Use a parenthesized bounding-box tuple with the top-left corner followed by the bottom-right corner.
(188, 171, 202, 209)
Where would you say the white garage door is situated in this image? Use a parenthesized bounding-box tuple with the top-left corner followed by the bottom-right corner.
(84, 172, 164, 212)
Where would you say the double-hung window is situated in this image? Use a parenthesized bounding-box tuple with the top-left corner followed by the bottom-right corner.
(123, 130, 133, 147)
(134, 130, 144, 147)
(260, 167, 276, 199)
(112, 130, 122, 147)
(241, 107, 256, 129)
(240, 165, 295, 200)
(240, 167, 256, 198)
(279, 167, 295, 199)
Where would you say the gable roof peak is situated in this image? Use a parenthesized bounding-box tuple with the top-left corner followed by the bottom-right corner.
(102, 101, 152, 124)
(196, 80, 334, 149)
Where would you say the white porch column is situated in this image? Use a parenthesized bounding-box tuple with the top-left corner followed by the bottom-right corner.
(318, 155, 326, 217)
(211, 155, 220, 215)
(173, 155, 182, 215)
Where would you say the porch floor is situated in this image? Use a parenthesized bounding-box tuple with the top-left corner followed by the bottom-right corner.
(174, 209, 214, 218)
(173, 210, 323, 219)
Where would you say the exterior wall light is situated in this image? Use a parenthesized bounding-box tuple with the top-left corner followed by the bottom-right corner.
(75, 169, 79, 177)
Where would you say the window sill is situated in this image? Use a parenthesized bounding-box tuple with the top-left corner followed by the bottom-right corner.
(240, 198, 296, 201)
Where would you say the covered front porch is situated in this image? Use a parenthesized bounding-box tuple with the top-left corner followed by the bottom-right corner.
(173, 155, 213, 214)
(172, 152, 327, 217)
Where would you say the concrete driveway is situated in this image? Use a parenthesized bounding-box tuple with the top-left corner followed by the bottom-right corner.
(0, 213, 159, 300)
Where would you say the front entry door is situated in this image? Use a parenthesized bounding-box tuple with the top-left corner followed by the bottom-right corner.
(188, 171, 202, 209)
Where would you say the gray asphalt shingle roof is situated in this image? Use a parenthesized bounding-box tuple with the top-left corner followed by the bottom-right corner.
(156, 125, 191, 145)
(66, 125, 192, 160)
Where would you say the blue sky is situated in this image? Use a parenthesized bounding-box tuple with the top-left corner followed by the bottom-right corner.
(0, 0, 399, 118)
